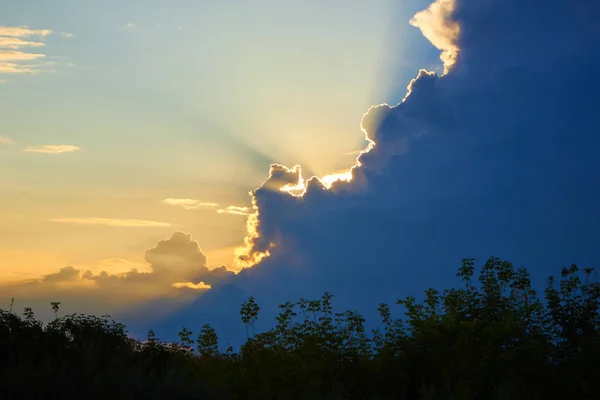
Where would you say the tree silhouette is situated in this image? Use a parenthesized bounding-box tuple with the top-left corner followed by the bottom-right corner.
(1, 256, 599, 399)
(50, 301, 61, 319)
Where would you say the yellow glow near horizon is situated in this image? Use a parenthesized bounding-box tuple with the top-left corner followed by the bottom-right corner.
(277, 123, 376, 198)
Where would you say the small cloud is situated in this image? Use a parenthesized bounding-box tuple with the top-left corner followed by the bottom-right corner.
(0, 136, 14, 145)
(61, 32, 74, 38)
(0, 79, 5, 84)
(125, 23, 136, 29)
(178, 25, 184, 32)
(0, 50, 46, 61)
(44, 61, 74, 68)
(51, 218, 172, 228)
(0, 26, 53, 37)
(217, 206, 250, 216)
(161, 198, 218, 210)
(25, 145, 80, 154)
(0, 37, 45, 49)
(0, 62, 36, 74)
(171, 281, 211, 290)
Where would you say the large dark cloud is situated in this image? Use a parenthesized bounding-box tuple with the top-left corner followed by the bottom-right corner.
(135, 0, 600, 345)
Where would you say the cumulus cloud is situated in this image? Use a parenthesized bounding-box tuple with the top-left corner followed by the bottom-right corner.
(1, 232, 234, 323)
(409, 0, 460, 74)
(161, 198, 218, 210)
(43, 266, 80, 282)
(51, 218, 172, 228)
(97, 232, 233, 290)
(140, 0, 600, 347)
(80, 232, 232, 290)
(5, 0, 599, 348)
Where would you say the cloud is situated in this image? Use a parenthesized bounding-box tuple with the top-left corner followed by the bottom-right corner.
(51, 218, 172, 228)
(0, 25, 71, 79)
(0, 37, 45, 49)
(0, 62, 36, 74)
(161, 199, 250, 215)
(320, 170, 353, 189)
(0, 136, 14, 145)
(0, 26, 53, 37)
(217, 206, 250, 216)
(0, 50, 46, 61)
(172, 281, 211, 290)
(409, 0, 460, 74)
(161, 198, 218, 210)
(140, 0, 600, 347)
(0, 232, 234, 323)
(25, 145, 80, 154)
(4, 0, 600, 348)
(0, 79, 4, 84)
(125, 23, 136, 29)
(44, 266, 80, 282)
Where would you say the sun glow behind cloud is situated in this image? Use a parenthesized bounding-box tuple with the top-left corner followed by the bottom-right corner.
(232, 0, 459, 270)
(0, 0, 403, 293)
(229, 108, 382, 269)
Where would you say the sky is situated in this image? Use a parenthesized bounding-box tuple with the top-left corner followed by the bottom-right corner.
(2, 0, 600, 345)
(1, 0, 436, 281)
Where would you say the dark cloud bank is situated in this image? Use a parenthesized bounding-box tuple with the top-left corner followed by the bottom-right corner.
(119, 0, 600, 345)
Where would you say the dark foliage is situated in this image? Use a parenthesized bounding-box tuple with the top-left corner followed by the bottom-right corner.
(2, 257, 599, 399)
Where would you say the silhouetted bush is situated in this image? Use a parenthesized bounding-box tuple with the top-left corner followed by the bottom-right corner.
(1, 257, 599, 399)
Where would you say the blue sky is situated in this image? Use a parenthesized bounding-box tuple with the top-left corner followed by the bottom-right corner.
(3, 0, 599, 346)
